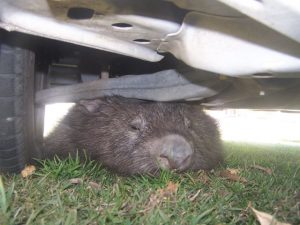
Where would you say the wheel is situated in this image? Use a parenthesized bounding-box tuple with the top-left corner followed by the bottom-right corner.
(0, 39, 38, 173)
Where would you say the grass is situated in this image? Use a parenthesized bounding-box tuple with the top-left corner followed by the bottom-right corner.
(0, 142, 299, 225)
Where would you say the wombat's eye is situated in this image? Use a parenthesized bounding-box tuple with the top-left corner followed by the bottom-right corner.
(129, 118, 144, 131)
(130, 123, 140, 131)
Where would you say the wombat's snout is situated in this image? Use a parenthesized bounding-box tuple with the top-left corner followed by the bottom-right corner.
(154, 135, 193, 171)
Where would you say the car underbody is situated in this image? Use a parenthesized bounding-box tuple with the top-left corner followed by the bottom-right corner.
(1, 0, 300, 110)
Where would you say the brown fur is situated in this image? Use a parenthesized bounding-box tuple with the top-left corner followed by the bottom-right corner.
(44, 96, 223, 175)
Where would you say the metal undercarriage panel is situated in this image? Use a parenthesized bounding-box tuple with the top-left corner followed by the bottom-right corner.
(1, 0, 300, 77)
(158, 11, 300, 76)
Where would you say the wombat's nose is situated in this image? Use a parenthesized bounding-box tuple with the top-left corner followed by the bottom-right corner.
(156, 135, 193, 171)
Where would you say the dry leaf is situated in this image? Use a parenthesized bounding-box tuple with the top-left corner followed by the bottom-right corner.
(69, 178, 83, 184)
(197, 171, 211, 184)
(96, 205, 105, 213)
(141, 181, 178, 213)
(251, 165, 272, 175)
(88, 181, 101, 190)
(156, 181, 178, 200)
(227, 168, 240, 175)
(219, 169, 247, 183)
(21, 165, 36, 178)
(189, 189, 201, 201)
(294, 190, 300, 200)
(251, 207, 291, 225)
(145, 193, 161, 211)
(164, 181, 178, 194)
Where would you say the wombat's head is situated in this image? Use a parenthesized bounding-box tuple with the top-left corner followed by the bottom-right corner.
(77, 97, 223, 175)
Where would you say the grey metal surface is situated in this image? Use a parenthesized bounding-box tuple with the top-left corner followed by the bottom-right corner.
(217, 0, 300, 43)
(158, 12, 300, 76)
(0, 0, 181, 62)
(204, 78, 300, 109)
(35, 69, 230, 104)
(1, 0, 300, 77)
(166, 0, 243, 17)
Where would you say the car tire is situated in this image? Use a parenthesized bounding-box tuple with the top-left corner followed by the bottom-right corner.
(0, 42, 38, 173)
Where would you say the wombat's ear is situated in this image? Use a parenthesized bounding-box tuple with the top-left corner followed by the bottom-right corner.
(184, 117, 191, 128)
(79, 99, 105, 113)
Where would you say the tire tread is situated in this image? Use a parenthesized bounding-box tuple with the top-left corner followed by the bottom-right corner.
(0, 43, 31, 173)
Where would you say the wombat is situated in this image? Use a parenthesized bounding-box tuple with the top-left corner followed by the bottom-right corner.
(44, 96, 223, 175)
